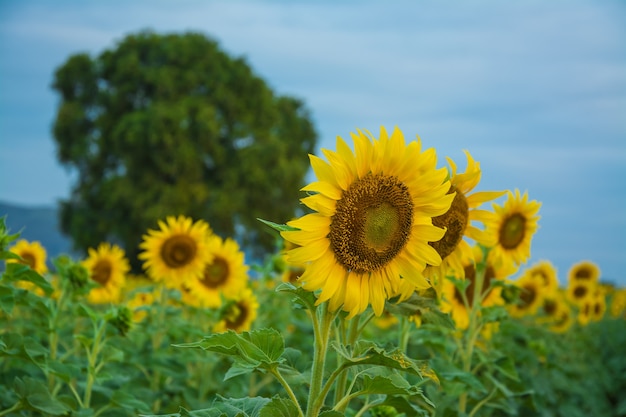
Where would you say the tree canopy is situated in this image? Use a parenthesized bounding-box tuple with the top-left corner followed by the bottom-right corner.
(51, 30, 317, 267)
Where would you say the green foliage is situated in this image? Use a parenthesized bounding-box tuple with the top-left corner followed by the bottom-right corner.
(51, 30, 317, 266)
(2, 218, 626, 417)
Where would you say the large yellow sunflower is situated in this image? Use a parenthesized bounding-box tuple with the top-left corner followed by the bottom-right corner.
(9, 239, 48, 275)
(425, 150, 505, 291)
(479, 189, 541, 268)
(213, 287, 260, 333)
(281, 127, 454, 318)
(440, 245, 515, 329)
(568, 260, 601, 285)
(138, 216, 213, 288)
(185, 236, 249, 308)
(82, 242, 130, 304)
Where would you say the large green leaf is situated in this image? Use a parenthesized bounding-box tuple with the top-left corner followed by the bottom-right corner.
(332, 340, 429, 378)
(13, 377, 70, 415)
(176, 329, 285, 379)
(258, 396, 300, 417)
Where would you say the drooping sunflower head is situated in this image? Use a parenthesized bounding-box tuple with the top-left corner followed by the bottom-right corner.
(425, 151, 506, 290)
(213, 287, 259, 333)
(82, 242, 130, 304)
(8, 239, 48, 275)
(185, 236, 249, 308)
(482, 189, 541, 268)
(568, 260, 601, 285)
(138, 216, 212, 288)
(281, 127, 455, 318)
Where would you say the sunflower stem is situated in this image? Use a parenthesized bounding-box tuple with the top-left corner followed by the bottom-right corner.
(459, 256, 487, 415)
(306, 302, 335, 417)
(332, 315, 360, 411)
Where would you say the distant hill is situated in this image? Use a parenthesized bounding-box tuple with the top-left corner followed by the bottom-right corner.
(0, 201, 79, 263)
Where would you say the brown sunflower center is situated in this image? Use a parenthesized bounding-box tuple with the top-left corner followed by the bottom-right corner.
(575, 267, 591, 280)
(223, 302, 248, 330)
(573, 285, 588, 299)
(518, 284, 537, 308)
(455, 264, 495, 306)
(329, 173, 413, 274)
(20, 252, 36, 269)
(499, 213, 526, 249)
(161, 234, 197, 268)
(91, 260, 112, 286)
(201, 257, 229, 289)
(430, 186, 468, 260)
(543, 299, 557, 316)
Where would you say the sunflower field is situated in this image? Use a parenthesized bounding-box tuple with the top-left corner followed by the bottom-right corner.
(1, 127, 625, 417)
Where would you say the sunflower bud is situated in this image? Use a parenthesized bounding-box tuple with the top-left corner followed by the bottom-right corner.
(108, 306, 132, 336)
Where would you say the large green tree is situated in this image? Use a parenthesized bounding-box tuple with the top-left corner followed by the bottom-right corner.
(52, 30, 317, 267)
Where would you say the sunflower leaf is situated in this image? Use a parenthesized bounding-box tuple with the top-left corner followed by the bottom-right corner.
(256, 218, 300, 232)
(174, 329, 285, 379)
(331, 340, 431, 379)
(356, 373, 420, 396)
(275, 282, 318, 313)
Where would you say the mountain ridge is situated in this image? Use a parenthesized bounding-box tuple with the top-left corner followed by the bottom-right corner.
(0, 200, 78, 261)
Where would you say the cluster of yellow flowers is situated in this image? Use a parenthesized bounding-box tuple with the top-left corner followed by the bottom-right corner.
(281, 126, 540, 321)
(279, 126, 624, 329)
(8, 216, 258, 333)
(8, 126, 624, 334)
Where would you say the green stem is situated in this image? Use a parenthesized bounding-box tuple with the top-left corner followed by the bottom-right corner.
(399, 316, 411, 353)
(458, 258, 487, 415)
(306, 302, 335, 417)
(0, 402, 21, 417)
(333, 315, 360, 408)
(468, 388, 497, 417)
(270, 367, 304, 417)
(84, 319, 107, 409)
(332, 390, 364, 412)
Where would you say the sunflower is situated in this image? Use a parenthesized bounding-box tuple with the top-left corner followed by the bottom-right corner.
(8, 239, 48, 274)
(577, 290, 608, 325)
(213, 287, 259, 333)
(524, 260, 559, 294)
(425, 151, 505, 292)
(185, 236, 249, 308)
(536, 289, 570, 330)
(479, 190, 541, 268)
(82, 242, 130, 304)
(440, 245, 515, 329)
(281, 127, 454, 318)
(550, 304, 574, 333)
(508, 272, 545, 318)
(139, 216, 212, 288)
(566, 279, 595, 307)
(280, 239, 305, 286)
(568, 260, 601, 285)
(609, 289, 626, 318)
(127, 290, 155, 323)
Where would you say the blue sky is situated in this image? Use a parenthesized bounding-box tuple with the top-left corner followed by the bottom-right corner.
(1, 0, 625, 286)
